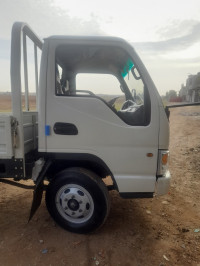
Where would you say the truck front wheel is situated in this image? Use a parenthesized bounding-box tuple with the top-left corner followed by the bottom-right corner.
(45, 168, 110, 234)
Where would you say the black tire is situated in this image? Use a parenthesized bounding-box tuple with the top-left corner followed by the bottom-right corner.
(45, 167, 110, 234)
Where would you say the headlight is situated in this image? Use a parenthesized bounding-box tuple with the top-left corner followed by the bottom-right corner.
(157, 150, 169, 176)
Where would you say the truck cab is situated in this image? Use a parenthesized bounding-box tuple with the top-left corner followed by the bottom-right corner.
(0, 22, 170, 233)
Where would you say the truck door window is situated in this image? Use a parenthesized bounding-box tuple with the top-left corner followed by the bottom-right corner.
(123, 68, 144, 105)
(76, 73, 125, 110)
(117, 67, 149, 126)
(55, 44, 150, 126)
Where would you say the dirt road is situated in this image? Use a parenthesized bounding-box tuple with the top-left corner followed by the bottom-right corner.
(0, 106, 200, 266)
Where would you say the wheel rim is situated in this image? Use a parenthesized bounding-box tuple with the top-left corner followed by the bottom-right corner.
(55, 184, 94, 224)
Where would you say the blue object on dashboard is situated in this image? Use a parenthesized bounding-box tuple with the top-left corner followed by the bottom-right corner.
(121, 58, 134, 78)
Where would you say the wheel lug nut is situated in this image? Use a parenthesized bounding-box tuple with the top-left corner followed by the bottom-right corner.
(71, 212, 75, 215)
(79, 209, 83, 212)
(71, 195, 75, 199)
(79, 201, 82, 204)
(64, 207, 68, 210)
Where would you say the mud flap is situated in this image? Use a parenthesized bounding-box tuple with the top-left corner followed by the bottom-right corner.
(29, 182, 44, 222)
(28, 160, 52, 221)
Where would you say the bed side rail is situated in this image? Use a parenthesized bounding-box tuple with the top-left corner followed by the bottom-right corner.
(10, 22, 43, 167)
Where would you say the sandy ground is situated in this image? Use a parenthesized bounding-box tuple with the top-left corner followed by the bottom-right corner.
(0, 93, 36, 112)
(0, 105, 200, 266)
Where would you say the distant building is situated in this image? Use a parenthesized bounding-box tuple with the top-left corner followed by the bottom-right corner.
(180, 73, 200, 102)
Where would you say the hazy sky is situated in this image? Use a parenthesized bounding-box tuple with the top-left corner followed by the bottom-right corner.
(1, 0, 200, 95)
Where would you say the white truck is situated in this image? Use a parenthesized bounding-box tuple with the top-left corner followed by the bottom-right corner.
(0, 22, 171, 234)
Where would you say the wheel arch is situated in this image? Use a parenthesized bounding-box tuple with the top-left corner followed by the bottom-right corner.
(43, 153, 118, 191)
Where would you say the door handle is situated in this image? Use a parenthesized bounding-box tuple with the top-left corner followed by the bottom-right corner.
(53, 122, 78, 135)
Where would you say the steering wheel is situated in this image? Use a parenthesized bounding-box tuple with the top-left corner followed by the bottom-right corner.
(121, 100, 136, 110)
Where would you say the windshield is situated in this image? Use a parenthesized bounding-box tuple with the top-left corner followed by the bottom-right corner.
(122, 60, 144, 105)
